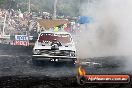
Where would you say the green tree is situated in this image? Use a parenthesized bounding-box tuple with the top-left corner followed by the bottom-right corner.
(0, 0, 83, 16)
(0, 0, 4, 5)
(0, 0, 6, 8)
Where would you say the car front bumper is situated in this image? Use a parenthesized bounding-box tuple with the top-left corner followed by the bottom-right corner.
(32, 55, 77, 61)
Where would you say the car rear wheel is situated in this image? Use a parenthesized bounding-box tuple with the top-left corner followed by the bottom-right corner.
(32, 57, 43, 65)
(65, 59, 76, 67)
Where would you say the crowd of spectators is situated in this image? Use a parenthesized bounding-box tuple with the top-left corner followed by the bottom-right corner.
(0, 9, 79, 36)
(1, 9, 60, 35)
(0, 9, 31, 35)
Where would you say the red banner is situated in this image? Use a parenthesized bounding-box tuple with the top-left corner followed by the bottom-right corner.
(85, 75, 130, 83)
(77, 75, 130, 85)
(10, 41, 29, 46)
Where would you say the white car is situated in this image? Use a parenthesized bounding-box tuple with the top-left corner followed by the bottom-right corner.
(32, 31, 77, 64)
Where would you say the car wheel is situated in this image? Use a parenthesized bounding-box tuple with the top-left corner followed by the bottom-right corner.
(66, 60, 76, 67)
(32, 58, 42, 65)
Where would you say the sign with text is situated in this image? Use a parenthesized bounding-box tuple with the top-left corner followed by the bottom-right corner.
(77, 66, 130, 85)
(77, 74, 130, 85)
(10, 41, 29, 46)
(85, 75, 130, 83)
(15, 35, 29, 41)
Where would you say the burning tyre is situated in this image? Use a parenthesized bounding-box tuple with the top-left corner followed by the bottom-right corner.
(32, 31, 77, 65)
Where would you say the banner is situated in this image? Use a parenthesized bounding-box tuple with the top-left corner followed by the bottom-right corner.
(11, 40, 29, 46)
(10, 35, 29, 46)
(15, 35, 29, 41)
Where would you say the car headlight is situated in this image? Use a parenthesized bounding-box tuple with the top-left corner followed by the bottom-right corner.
(33, 49, 41, 54)
(70, 51, 76, 56)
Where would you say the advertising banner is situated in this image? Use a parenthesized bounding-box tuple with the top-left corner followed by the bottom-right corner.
(10, 35, 29, 46)
(15, 35, 29, 41)
(14, 41, 29, 46)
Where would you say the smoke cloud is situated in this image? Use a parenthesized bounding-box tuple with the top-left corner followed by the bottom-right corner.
(77, 0, 132, 57)
(76, 0, 132, 71)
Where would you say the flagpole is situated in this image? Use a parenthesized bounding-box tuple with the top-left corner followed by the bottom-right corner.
(3, 14, 7, 36)
(28, 0, 31, 13)
(53, 0, 57, 19)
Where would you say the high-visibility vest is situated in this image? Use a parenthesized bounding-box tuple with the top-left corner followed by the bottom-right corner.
(54, 27, 59, 32)
(61, 25, 64, 31)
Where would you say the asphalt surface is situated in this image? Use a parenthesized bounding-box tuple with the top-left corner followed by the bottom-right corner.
(0, 44, 131, 88)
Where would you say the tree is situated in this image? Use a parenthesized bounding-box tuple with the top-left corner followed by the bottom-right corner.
(0, 0, 4, 5)
(0, 0, 6, 8)
(0, 0, 84, 16)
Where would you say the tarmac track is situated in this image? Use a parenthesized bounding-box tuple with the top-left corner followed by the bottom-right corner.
(0, 44, 131, 88)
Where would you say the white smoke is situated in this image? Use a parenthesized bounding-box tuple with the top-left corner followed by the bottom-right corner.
(77, 0, 132, 57)
(76, 0, 132, 71)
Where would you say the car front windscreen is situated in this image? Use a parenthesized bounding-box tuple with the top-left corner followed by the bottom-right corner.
(38, 33, 72, 43)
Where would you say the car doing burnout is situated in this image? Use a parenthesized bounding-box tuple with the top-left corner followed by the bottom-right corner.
(32, 31, 77, 63)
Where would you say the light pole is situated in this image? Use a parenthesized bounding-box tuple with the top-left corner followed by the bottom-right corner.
(28, 0, 31, 13)
(2, 14, 7, 36)
(53, 0, 57, 19)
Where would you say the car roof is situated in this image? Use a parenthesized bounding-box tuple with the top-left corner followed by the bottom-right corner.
(40, 31, 71, 35)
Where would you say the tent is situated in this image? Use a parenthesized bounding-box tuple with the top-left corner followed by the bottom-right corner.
(37, 19, 69, 30)
(78, 16, 93, 24)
